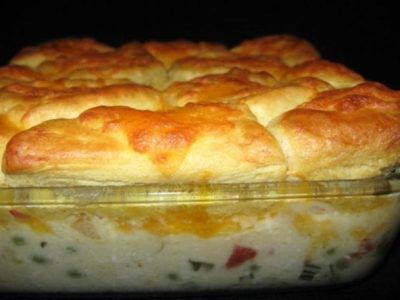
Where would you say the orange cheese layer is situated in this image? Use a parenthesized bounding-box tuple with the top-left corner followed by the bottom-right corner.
(0, 196, 394, 240)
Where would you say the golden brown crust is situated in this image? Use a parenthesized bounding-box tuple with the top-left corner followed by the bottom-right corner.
(0, 65, 45, 87)
(304, 81, 400, 106)
(4, 104, 286, 185)
(281, 77, 333, 92)
(0, 79, 165, 186)
(238, 83, 327, 126)
(10, 38, 114, 69)
(163, 68, 275, 107)
(144, 40, 228, 68)
(163, 69, 331, 126)
(232, 35, 320, 66)
(11, 39, 169, 89)
(1, 35, 399, 186)
(0, 80, 164, 129)
(169, 54, 289, 83)
(285, 59, 364, 88)
(268, 83, 400, 179)
(0, 116, 19, 186)
(35, 48, 168, 89)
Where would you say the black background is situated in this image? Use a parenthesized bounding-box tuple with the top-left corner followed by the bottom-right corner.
(0, 0, 399, 88)
(0, 0, 399, 299)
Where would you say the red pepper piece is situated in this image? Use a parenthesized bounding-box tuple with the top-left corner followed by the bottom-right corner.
(350, 238, 375, 259)
(225, 245, 257, 269)
(9, 209, 29, 219)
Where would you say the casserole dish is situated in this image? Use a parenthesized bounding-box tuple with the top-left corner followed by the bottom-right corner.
(1, 176, 399, 292)
(0, 34, 400, 293)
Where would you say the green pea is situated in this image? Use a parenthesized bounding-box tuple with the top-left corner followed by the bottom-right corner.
(66, 246, 77, 253)
(334, 257, 352, 270)
(326, 247, 336, 256)
(11, 236, 26, 246)
(67, 269, 83, 278)
(189, 259, 214, 271)
(31, 255, 49, 264)
(167, 273, 180, 281)
(249, 264, 260, 272)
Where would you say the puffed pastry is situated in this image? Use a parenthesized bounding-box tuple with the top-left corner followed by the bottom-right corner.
(1, 35, 399, 187)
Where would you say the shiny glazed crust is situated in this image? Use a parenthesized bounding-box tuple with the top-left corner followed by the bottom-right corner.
(4, 104, 286, 185)
(231, 34, 320, 67)
(1, 35, 400, 186)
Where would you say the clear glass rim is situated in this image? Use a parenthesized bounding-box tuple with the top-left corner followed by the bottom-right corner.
(1, 176, 399, 205)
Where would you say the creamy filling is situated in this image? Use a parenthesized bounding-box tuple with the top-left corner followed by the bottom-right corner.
(0, 197, 399, 292)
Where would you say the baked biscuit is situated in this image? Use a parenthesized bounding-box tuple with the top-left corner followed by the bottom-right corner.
(10, 38, 114, 69)
(0, 116, 19, 185)
(144, 40, 228, 68)
(35, 48, 168, 89)
(283, 77, 334, 92)
(1, 35, 400, 186)
(285, 59, 364, 88)
(163, 68, 276, 107)
(0, 80, 164, 130)
(169, 54, 289, 83)
(232, 35, 320, 66)
(11, 39, 169, 89)
(164, 68, 332, 126)
(4, 104, 286, 186)
(305, 81, 400, 104)
(238, 78, 332, 126)
(0, 80, 164, 186)
(0, 65, 45, 85)
(268, 82, 400, 180)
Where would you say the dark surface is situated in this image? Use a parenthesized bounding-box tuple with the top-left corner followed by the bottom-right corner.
(0, 1, 399, 298)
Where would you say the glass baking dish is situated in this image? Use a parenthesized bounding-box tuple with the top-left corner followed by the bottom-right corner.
(0, 177, 399, 293)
